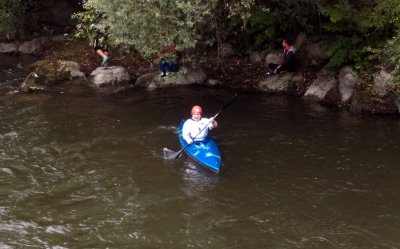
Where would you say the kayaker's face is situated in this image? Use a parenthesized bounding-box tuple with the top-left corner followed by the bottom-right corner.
(192, 112, 201, 121)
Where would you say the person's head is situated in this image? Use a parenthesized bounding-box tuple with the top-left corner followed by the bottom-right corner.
(191, 105, 202, 121)
(282, 39, 291, 49)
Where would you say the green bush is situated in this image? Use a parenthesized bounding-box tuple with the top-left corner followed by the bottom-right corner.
(326, 36, 380, 71)
(386, 31, 400, 86)
(0, 0, 24, 38)
(74, 0, 218, 58)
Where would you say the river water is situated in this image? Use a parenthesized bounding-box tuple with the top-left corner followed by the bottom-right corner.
(1, 60, 400, 248)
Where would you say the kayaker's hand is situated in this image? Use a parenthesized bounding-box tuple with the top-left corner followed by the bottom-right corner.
(186, 138, 193, 144)
(209, 117, 218, 128)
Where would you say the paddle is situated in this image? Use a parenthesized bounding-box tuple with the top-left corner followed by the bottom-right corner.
(163, 93, 239, 160)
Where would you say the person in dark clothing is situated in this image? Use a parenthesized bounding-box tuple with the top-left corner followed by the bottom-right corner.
(267, 39, 297, 75)
(158, 43, 182, 77)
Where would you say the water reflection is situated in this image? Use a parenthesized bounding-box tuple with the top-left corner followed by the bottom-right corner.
(181, 159, 219, 197)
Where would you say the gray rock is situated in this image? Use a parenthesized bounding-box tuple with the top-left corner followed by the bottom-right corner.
(258, 73, 294, 93)
(0, 42, 19, 53)
(249, 50, 267, 63)
(338, 66, 361, 102)
(207, 79, 221, 86)
(90, 66, 131, 87)
(265, 52, 282, 65)
(135, 67, 207, 89)
(395, 97, 400, 114)
(20, 60, 85, 91)
(373, 69, 393, 97)
(299, 40, 331, 66)
(59, 61, 85, 79)
(294, 32, 306, 50)
(19, 37, 48, 54)
(304, 69, 337, 101)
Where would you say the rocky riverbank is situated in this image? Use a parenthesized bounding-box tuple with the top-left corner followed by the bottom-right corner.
(1, 34, 399, 116)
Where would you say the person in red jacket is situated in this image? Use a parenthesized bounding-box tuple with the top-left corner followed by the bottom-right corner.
(267, 39, 297, 75)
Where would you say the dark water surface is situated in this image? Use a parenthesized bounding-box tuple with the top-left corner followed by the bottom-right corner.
(1, 66, 400, 248)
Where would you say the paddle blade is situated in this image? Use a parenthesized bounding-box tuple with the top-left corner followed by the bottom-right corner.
(163, 147, 183, 159)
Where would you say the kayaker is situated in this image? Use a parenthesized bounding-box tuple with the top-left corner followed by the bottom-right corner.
(182, 105, 218, 144)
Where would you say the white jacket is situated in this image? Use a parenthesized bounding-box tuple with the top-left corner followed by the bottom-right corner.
(182, 118, 213, 144)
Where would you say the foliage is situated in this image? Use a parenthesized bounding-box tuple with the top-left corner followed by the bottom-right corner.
(319, 0, 398, 33)
(269, 0, 322, 34)
(326, 36, 380, 71)
(317, 0, 399, 71)
(373, 0, 400, 29)
(224, 0, 255, 19)
(75, 0, 218, 57)
(248, 8, 277, 48)
(72, 8, 100, 44)
(0, 0, 26, 37)
(223, 5, 277, 52)
(0, 0, 56, 39)
(386, 31, 400, 86)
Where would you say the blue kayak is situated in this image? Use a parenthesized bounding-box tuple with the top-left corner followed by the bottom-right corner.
(178, 120, 221, 173)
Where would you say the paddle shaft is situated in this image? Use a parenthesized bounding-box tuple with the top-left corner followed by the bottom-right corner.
(175, 93, 239, 156)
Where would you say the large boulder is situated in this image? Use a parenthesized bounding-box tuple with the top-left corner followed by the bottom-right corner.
(258, 73, 293, 93)
(338, 66, 361, 102)
(90, 66, 131, 87)
(265, 52, 282, 65)
(303, 69, 337, 101)
(350, 90, 398, 115)
(294, 32, 307, 50)
(0, 42, 19, 53)
(395, 97, 400, 114)
(298, 40, 331, 66)
(373, 69, 394, 97)
(20, 60, 85, 91)
(249, 50, 268, 63)
(257, 73, 306, 95)
(349, 90, 373, 114)
(135, 67, 207, 90)
(0, 37, 49, 54)
(19, 37, 49, 54)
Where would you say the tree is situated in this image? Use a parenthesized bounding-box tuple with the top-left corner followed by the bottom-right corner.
(0, 0, 59, 39)
(72, 0, 400, 76)
(76, 0, 218, 57)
